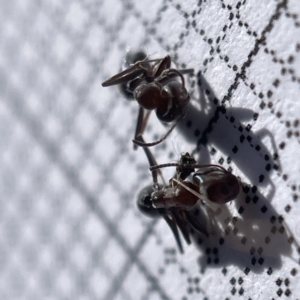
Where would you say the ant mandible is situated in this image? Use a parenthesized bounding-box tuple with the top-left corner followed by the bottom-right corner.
(102, 52, 193, 148)
(137, 148, 240, 253)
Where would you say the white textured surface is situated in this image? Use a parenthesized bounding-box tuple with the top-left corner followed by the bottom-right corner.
(0, 0, 300, 299)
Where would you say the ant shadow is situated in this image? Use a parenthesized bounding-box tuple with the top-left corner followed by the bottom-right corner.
(175, 73, 297, 273)
(177, 72, 280, 202)
(187, 183, 295, 274)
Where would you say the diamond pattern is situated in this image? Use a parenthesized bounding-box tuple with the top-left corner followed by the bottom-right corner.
(0, 1, 300, 300)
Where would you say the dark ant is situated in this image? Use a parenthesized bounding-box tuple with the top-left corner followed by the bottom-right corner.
(137, 148, 240, 253)
(102, 52, 193, 148)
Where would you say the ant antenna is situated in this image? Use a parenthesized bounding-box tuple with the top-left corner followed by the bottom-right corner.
(144, 50, 157, 59)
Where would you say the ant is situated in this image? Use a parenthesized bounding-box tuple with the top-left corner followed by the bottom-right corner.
(102, 52, 193, 148)
(137, 147, 240, 253)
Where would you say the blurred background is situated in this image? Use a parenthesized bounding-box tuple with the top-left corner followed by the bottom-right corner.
(1, 0, 300, 299)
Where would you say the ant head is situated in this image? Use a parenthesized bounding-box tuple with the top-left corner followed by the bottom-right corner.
(137, 185, 160, 218)
(194, 169, 240, 204)
(176, 152, 197, 181)
(179, 153, 196, 166)
(119, 51, 148, 100)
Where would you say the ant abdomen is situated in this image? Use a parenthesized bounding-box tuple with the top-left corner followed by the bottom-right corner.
(137, 185, 160, 218)
(194, 172, 240, 204)
(207, 173, 240, 204)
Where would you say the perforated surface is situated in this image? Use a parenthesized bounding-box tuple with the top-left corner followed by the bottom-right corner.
(1, 0, 300, 299)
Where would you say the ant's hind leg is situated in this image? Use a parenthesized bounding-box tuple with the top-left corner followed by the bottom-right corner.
(173, 210, 192, 245)
(162, 212, 184, 254)
(184, 210, 209, 237)
(133, 113, 184, 148)
(135, 133, 166, 187)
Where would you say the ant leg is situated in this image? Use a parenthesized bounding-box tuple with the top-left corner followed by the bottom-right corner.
(162, 212, 184, 254)
(135, 134, 166, 187)
(179, 68, 194, 75)
(204, 206, 217, 236)
(141, 111, 152, 136)
(102, 56, 166, 87)
(132, 113, 185, 148)
(133, 106, 144, 150)
(153, 55, 171, 78)
(156, 68, 186, 87)
(173, 210, 192, 245)
(184, 210, 208, 237)
(150, 163, 179, 171)
(133, 107, 152, 150)
(167, 68, 186, 86)
(192, 164, 226, 171)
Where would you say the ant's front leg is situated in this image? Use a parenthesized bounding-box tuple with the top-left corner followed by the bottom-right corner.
(179, 68, 194, 75)
(156, 68, 194, 88)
